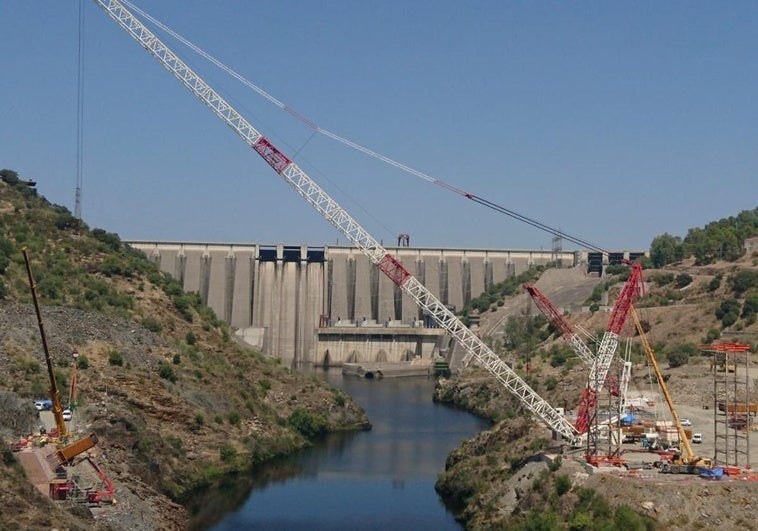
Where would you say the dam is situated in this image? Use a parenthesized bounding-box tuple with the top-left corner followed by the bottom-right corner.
(127, 241, 642, 367)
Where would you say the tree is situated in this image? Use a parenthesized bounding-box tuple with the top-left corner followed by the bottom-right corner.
(729, 270, 758, 295)
(743, 294, 758, 319)
(0, 169, 19, 185)
(649, 233, 683, 267)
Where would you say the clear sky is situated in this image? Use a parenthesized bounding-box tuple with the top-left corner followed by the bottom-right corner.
(1, 1, 756, 251)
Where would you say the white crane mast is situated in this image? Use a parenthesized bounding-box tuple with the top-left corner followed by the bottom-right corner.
(92, 0, 579, 442)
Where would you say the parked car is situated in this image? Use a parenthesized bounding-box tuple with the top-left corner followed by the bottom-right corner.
(692, 433, 703, 443)
(62, 409, 72, 421)
(680, 418, 692, 426)
(34, 399, 53, 411)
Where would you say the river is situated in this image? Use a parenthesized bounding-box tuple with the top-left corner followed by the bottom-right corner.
(193, 370, 488, 530)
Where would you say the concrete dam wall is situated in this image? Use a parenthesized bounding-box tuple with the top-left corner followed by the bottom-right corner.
(128, 241, 590, 366)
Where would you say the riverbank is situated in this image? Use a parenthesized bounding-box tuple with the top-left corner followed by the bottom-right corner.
(204, 372, 488, 530)
(0, 303, 371, 531)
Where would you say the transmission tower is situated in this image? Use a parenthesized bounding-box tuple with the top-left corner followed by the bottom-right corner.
(74, 0, 85, 220)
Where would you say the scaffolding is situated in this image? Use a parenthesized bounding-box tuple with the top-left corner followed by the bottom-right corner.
(706, 343, 752, 467)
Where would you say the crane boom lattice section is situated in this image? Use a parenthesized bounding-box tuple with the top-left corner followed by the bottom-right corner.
(525, 284, 595, 366)
(93, 0, 578, 442)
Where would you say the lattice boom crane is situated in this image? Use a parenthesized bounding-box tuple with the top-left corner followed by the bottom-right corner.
(93, 0, 579, 442)
(524, 284, 595, 366)
(574, 261, 644, 433)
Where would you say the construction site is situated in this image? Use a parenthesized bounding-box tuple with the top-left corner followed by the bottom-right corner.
(10, 249, 116, 515)
(518, 264, 757, 479)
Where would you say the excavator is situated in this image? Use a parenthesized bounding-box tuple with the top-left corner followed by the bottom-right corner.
(629, 305, 712, 474)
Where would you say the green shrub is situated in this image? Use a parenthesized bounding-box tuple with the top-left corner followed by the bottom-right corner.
(228, 412, 241, 427)
(729, 270, 758, 295)
(550, 351, 567, 367)
(555, 474, 571, 496)
(108, 351, 124, 366)
(716, 299, 741, 327)
(667, 350, 689, 368)
(159, 362, 177, 382)
(76, 355, 89, 370)
(195, 414, 205, 427)
(185, 331, 197, 345)
(0, 169, 20, 185)
(288, 408, 328, 439)
(742, 294, 758, 319)
(219, 444, 237, 462)
(651, 273, 674, 287)
(141, 317, 162, 333)
(99, 256, 124, 277)
(172, 353, 181, 365)
(91, 228, 122, 251)
(675, 273, 693, 288)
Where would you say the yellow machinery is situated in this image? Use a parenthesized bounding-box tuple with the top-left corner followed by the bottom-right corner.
(22, 248, 69, 440)
(630, 305, 711, 474)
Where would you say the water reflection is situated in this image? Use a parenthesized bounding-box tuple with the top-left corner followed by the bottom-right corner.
(190, 370, 488, 530)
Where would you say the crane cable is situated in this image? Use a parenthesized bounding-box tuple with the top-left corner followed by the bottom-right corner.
(122, 0, 609, 254)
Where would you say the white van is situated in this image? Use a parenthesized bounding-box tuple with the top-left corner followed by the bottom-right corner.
(692, 433, 703, 444)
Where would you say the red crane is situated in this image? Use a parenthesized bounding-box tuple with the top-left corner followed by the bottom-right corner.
(524, 284, 595, 367)
(574, 261, 644, 434)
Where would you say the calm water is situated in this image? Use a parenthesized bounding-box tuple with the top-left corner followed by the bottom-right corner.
(199, 370, 488, 530)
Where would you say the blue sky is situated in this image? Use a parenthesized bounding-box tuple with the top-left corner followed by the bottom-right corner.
(1, 1, 756, 251)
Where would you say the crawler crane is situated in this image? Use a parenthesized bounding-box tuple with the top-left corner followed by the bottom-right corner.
(630, 305, 711, 474)
(93, 0, 582, 444)
(574, 262, 644, 433)
(525, 283, 632, 459)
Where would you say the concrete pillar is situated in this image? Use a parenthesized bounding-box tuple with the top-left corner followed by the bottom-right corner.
(415, 258, 426, 320)
(224, 251, 236, 324)
(199, 253, 212, 305)
(484, 259, 493, 293)
(175, 252, 186, 286)
(461, 258, 471, 307)
(370, 264, 379, 321)
(346, 257, 356, 321)
(439, 258, 449, 306)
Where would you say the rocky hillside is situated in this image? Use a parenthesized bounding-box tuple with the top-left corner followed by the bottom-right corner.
(0, 174, 369, 530)
(435, 248, 758, 529)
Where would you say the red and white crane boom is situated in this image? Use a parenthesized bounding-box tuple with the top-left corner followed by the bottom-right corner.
(575, 261, 644, 433)
(92, 0, 579, 442)
(523, 284, 595, 366)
